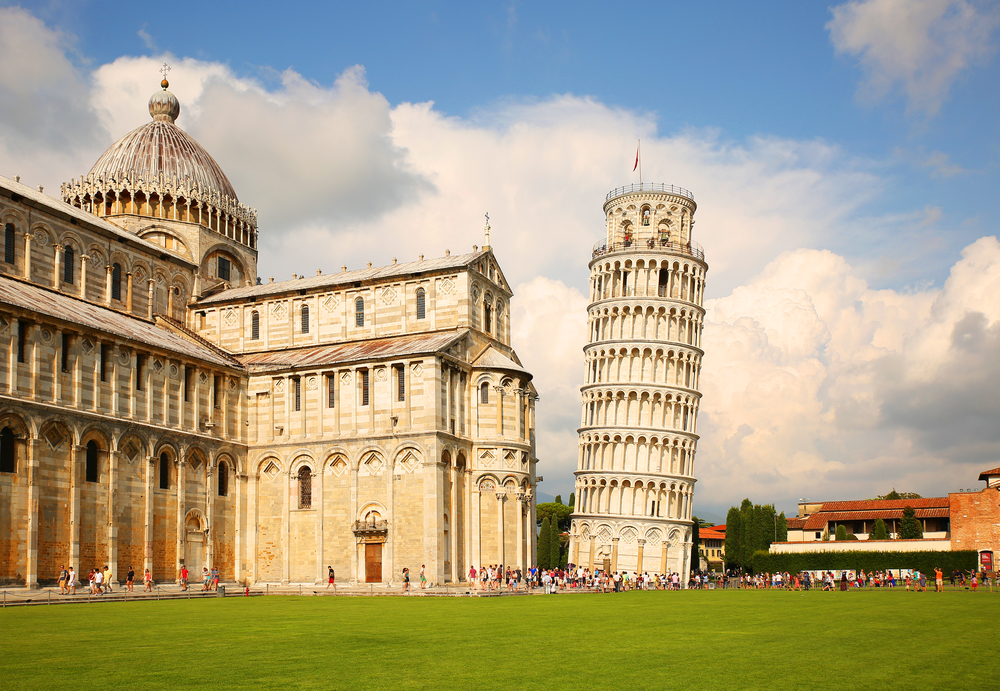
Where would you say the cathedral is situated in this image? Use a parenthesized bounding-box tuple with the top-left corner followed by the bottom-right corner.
(0, 77, 538, 587)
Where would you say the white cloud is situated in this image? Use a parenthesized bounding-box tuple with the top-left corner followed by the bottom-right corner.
(3, 8, 999, 510)
(828, 0, 1000, 115)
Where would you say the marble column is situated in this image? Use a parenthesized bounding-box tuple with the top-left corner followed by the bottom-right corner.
(25, 437, 39, 588)
(611, 536, 619, 572)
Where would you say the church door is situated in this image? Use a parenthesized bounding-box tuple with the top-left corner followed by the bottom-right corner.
(186, 532, 204, 578)
(365, 543, 382, 583)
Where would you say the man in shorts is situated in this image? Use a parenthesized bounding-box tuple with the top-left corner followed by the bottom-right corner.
(420, 564, 427, 589)
(180, 565, 189, 591)
(934, 567, 943, 592)
(327, 566, 336, 590)
(58, 565, 68, 594)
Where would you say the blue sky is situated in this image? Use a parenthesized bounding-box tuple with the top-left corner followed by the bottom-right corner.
(2, 0, 999, 516)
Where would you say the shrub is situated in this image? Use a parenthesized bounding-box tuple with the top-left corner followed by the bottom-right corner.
(899, 506, 923, 540)
(870, 518, 889, 540)
(752, 549, 976, 575)
(835, 525, 849, 541)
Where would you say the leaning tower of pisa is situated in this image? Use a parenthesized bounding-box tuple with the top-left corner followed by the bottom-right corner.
(568, 183, 707, 583)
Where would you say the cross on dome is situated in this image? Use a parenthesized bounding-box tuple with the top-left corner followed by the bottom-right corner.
(160, 63, 171, 89)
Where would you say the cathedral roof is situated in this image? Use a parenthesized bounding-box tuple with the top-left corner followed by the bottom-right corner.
(237, 330, 467, 372)
(0, 273, 240, 369)
(198, 251, 490, 305)
(87, 86, 238, 201)
(472, 345, 530, 377)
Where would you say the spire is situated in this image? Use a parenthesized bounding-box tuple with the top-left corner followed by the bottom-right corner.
(483, 212, 491, 251)
(149, 65, 180, 124)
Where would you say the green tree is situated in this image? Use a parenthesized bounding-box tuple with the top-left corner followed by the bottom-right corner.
(691, 516, 702, 571)
(568, 492, 575, 511)
(554, 494, 562, 505)
(739, 498, 753, 570)
(776, 512, 788, 542)
(835, 524, 849, 541)
(548, 517, 562, 569)
(870, 518, 889, 540)
(536, 502, 572, 532)
(822, 528, 830, 541)
(871, 489, 922, 500)
(537, 517, 551, 568)
(899, 506, 923, 539)
(724, 507, 742, 571)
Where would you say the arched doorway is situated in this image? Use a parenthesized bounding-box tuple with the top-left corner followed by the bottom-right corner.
(185, 513, 206, 578)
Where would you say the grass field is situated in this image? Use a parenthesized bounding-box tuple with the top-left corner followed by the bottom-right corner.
(1, 589, 996, 690)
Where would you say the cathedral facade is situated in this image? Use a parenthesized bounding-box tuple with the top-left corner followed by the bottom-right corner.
(0, 79, 537, 587)
(568, 183, 707, 581)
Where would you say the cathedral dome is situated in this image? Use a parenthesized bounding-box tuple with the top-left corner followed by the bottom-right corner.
(87, 82, 238, 201)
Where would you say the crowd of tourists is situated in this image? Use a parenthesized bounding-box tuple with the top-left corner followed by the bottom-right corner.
(51, 563, 224, 595)
(719, 567, 992, 592)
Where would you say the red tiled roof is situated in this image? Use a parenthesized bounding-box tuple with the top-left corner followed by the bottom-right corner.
(819, 497, 948, 512)
(802, 508, 949, 531)
(979, 467, 1000, 480)
(786, 517, 807, 529)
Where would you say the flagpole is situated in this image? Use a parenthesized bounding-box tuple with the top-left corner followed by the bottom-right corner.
(638, 139, 642, 185)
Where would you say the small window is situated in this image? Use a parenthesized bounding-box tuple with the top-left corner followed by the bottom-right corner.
(484, 301, 492, 334)
(0, 427, 15, 473)
(218, 461, 229, 497)
(480, 382, 489, 404)
(63, 246, 75, 284)
(298, 466, 312, 509)
(100, 344, 108, 381)
(395, 364, 405, 402)
(16, 320, 26, 363)
(416, 288, 426, 320)
(355, 298, 365, 327)
(327, 374, 335, 408)
(159, 452, 170, 489)
(361, 369, 369, 406)
(214, 375, 221, 408)
(111, 263, 122, 301)
(61, 333, 70, 373)
(3, 224, 14, 265)
(251, 310, 260, 340)
(135, 354, 144, 390)
(85, 440, 99, 483)
(293, 377, 301, 412)
(218, 256, 231, 282)
(301, 305, 310, 334)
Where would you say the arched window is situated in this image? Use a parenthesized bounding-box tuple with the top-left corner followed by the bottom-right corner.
(218, 461, 229, 497)
(483, 301, 492, 334)
(416, 288, 426, 320)
(85, 440, 99, 483)
(251, 310, 260, 340)
(63, 246, 75, 284)
(301, 305, 310, 334)
(298, 466, 312, 509)
(480, 382, 490, 404)
(641, 205, 651, 226)
(3, 224, 14, 265)
(0, 426, 15, 473)
(355, 298, 365, 327)
(111, 263, 122, 301)
(159, 452, 170, 489)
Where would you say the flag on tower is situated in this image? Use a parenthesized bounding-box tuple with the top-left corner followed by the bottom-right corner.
(633, 141, 640, 172)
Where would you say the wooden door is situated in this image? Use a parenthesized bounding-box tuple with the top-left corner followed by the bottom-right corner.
(365, 543, 382, 583)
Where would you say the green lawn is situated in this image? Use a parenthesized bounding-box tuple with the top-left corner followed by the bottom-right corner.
(1, 589, 996, 690)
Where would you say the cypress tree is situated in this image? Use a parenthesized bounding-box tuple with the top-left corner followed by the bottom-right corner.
(899, 506, 923, 539)
(870, 518, 889, 540)
(776, 511, 788, 542)
(739, 499, 753, 570)
(691, 517, 701, 572)
(835, 524, 848, 541)
(724, 506, 742, 571)
(537, 517, 551, 568)
(554, 494, 562, 505)
(549, 517, 562, 569)
(568, 492, 575, 511)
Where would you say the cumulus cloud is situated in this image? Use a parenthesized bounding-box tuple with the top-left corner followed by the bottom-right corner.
(828, 0, 1000, 115)
(698, 237, 1000, 513)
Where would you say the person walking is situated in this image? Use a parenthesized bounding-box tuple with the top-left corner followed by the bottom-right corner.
(180, 565, 189, 591)
(67, 567, 77, 595)
(94, 567, 104, 594)
(327, 566, 336, 590)
(211, 566, 220, 591)
(201, 567, 210, 591)
(934, 567, 943, 592)
(126, 565, 135, 592)
(468, 565, 477, 590)
(143, 568, 153, 592)
(918, 571, 927, 592)
(402, 567, 411, 594)
(420, 564, 427, 589)
(103, 565, 113, 593)
(58, 565, 68, 595)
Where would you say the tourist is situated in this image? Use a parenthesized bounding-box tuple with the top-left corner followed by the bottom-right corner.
(468, 565, 477, 590)
(58, 564, 68, 595)
(971, 571, 979, 591)
(327, 565, 336, 590)
(420, 564, 427, 589)
(126, 565, 135, 592)
(104, 565, 113, 593)
(211, 566, 220, 590)
(67, 567, 77, 595)
(143, 568, 153, 592)
(202, 567, 210, 591)
(934, 567, 943, 592)
(918, 571, 927, 592)
(180, 565, 189, 591)
(94, 567, 104, 594)
(402, 567, 411, 593)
